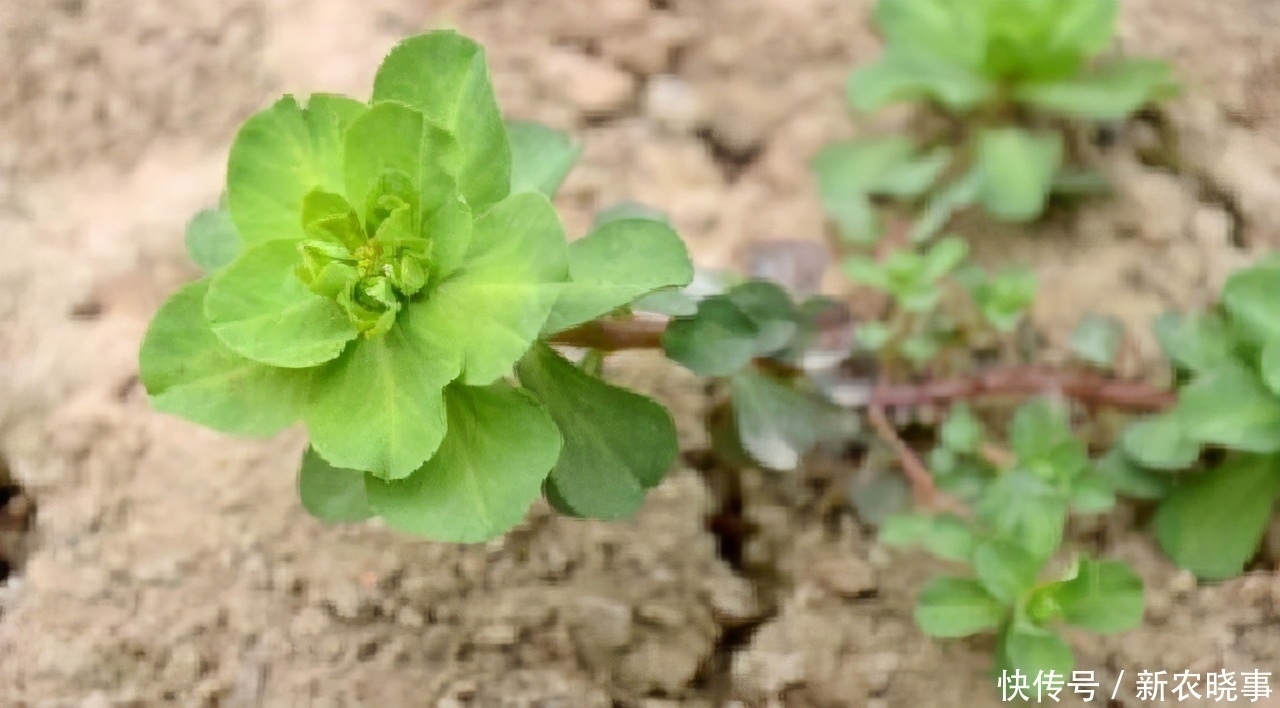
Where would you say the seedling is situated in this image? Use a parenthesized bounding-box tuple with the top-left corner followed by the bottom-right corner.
(142, 31, 696, 541)
(815, 0, 1178, 246)
(842, 235, 1038, 373)
(881, 398, 1142, 678)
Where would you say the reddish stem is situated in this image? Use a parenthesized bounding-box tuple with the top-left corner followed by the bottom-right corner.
(869, 367, 1176, 413)
(550, 320, 1176, 413)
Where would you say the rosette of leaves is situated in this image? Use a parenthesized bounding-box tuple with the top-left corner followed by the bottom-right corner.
(141, 31, 694, 542)
(1115, 259, 1280, 579)
(880, 399, 1140, 680)
(816, 0, 1178, 243)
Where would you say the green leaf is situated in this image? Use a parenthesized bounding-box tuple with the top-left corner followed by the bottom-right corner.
(979, 471, 1068, 562)
(1155, 453, 1280, 580)
(301, 189, 365, 251)
(1263, 339, 1280, 396)
(542, 218, 693, 334)
(849, 473, 912, 526)
(971, 266, 1038, 333)
(1045, 0, 1119, 55)
(303, 301, 461, 478)
(880, 509, 977, 560)
(412, 191, 569, 385)
(901, 333, 941, 363)
(922, 515, 979, 562)
(811, 138, 952, 244)
(847, 54, 995, 113)
(932, 451, 994, 504)
(911, 167, 984, 243)
(973, 539, 1042, 605)
(874, 0, 985, 66)
(729, 371, 857, 471)
(879, 147, 954, 197)
(1024, 584, 1064, 626)
(342, 101, 460, 230)
(1096, 450, 1171, 501)
(1070, 474, 1118, 514)
(813, 137, 947, 196)
(1009, 398, 1074, 463)
(592, 201, 672, 229)
(976, 128, 1064, 222)
(632, 289, 698, 317)
(1121, 413, 1200, 470)
(372, 31, 510, 214)
(810, 137, 910, 242)
(1154, 310, 1238, 374)
(922, 236, 968, 281)
(186, 207, 241, 272)
(856, 321, 892, 351)
(517, 343, 677, 519)
(915, 576, 1007, 638)
(1223, 265, 1280, 346)
(1070, 313, 1124, 368)
(880, 513, 977, 561)
(204, 240, 357, 368)
(423, 194, 474, 281)
(1001, 624, 1074, 679)
(843, 255, 890, 290)
(940, 403, 983, 454)
(663, 297, 760, 377)
(1178, 363, 1280, 453)
(139, 280, 310, 436)
(297, 445, 372, 523)
(506, 120, 581, 198)
(1051, 167, 1111, 196)
(1016, 59, 1177, 120)
(1052, 558, 1144, 633)
(878, 513, 932, 546)
(366, 382, 562, 543)
(227, 94, 368, 246)
(725, 281, 800, 355)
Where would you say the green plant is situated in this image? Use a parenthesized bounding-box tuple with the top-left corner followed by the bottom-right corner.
(881, 398, 1143, 678)
(815, 0, 1178, 246)
(843, 236, 1038, 369)
(660, 277, 860, 471)
(1108, 259, 1280, 580)
(139, 20, 1263, 703)
(142, 31, 696, 541)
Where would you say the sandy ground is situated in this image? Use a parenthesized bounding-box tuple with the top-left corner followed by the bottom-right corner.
(2, 0, 1280, 706)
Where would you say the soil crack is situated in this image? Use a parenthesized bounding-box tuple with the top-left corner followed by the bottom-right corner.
(685, 448, 782, 703)
(0, 451, 36, 589)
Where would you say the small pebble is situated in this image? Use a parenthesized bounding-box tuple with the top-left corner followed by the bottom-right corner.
(645, 75, 705, 132)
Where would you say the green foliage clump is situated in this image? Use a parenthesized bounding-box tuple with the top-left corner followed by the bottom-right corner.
(843, 236, 1038, 369)
(882, 399, 1142, 679)
(816, 0, 1178, 246)
(142, 31, 694, 542)
(1112, 260, 1280, 579)
(662, 278, 859, 471)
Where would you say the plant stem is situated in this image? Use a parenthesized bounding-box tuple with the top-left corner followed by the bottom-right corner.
(550, 319, 1176, 412)
(551, 318, 667, 350)
(867, 392, 940, 506)
(870, 366, 1175, 412)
